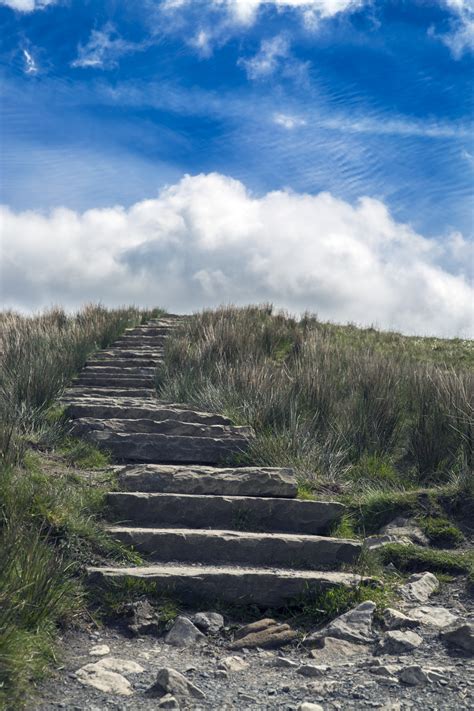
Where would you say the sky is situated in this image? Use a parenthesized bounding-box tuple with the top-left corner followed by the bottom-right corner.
(0, 0, 473, 336)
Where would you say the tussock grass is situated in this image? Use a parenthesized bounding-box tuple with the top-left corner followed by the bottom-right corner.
(0, 304, 160, 708)
(158, 305, 473, 493)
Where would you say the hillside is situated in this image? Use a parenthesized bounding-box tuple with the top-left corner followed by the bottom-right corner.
(0, 305, 472, 710)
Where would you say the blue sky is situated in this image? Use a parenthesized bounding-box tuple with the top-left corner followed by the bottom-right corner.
(0, 1, 473, 334)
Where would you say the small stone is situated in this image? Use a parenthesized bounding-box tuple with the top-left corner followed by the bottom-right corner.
(165, 616, 206, 648)
(398, 572, 439, 603)
(440, 622, 474, 654)
(147, 668, 205, 700)
(218, 656, 249, 673)
(191, 611, 225, 635)
(380, 517, 429, 546)
(297, 704, 324, 711)
(399, 664, 430, 686)
(408, 605, 458, 629)
(377, 630, 423, 654)
(426, 669, 449, 683)
(273, 656, 299, 668)
(305, 601, 377, 646)
(369, 664, 401, 677)
(383, 608, 418, 630)
(157, 694, 180, 709)
(89, 644, 111, 656)
(215, 670, 228, 679)
(75, 665, 133, 696)
(238, 692, 257, 703)
(296, 664, 329, 678)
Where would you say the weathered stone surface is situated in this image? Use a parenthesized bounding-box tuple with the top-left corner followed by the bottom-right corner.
(230, 618, 297, 649)
(125, 599, 161, 636)
(408, 606, 458, 629)
(63, 387, 156, 399)
(94, 657, 145, 674)
(71, 417, 252, 439)
(398, 572, 439, 603)
(305, 601, 377, 646)
(66, 400, 232, 425)
(74, 375, 155, 388)
(84, 365, 156, 375)
(272, 656, 299, 668)
(107, 492, 346, 534)
(297, 704, 324, 711)
(117, 464, 297, 497)
(440, 622, 474, 654)
(399, 665, 430, 686)
(148, 667, 205, 700)
(157, 694, 180, 709)
(87, 563, 368, 609)
(75, 661, 138, 696)
(217, 656, 249, 672)
(309, 636, 369, 658)
(107, 527, 361, 570)
(383, 608, 419, 630)
(164, 616, 206, 647)
(364, 534, 413, 550)
(85, 431, 250, 464)
(191, 611, 224, 635)
(377, 630, 423, 654)
(89, 644, 111, 656)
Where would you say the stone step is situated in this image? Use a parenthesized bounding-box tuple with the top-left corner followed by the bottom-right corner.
(86, 358, 160, 368)
(106, 492, 344, 534)
(91, 351, 164, 361)
(123, 327, 175, 336)
(62, 387, 156, 399)
(70, 417, 253, 439)
(64, 400, 233, 425)
(83, 366, 156, 375)
(87, 563, 366, 608)
(73, 376, 155, 388)
(82, 431, 250, 464)
(106, 527, 361, 569)
(115, 464, 297, 497)
(114, 336, 167, 347)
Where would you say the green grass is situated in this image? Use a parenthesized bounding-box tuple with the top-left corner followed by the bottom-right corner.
(0, 304, 163, 708)
(378, 543, 474, 576)
(420, 517, 464, 548)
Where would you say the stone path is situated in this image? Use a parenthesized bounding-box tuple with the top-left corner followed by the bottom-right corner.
(62, 315, 365, 609)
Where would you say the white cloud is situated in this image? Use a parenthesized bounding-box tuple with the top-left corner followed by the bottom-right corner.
(239, 35, 310, 80)
(429, 0, 474, 57)
(0, 0, 55, 11)
(273, 112, 307, 129)
(71, 23, 148, 70)
(1, 173, 472, 337)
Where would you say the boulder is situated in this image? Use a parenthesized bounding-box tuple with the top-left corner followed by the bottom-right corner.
(93, 657, 145, 674)
(165, 616, 206, 648)
(398, 572, 439, 603)
(76, 664, 134, 696)
(310, 636, 369, 657)
(148, 668, 205, 700)
(399, 665, 430, 686)
(305, 601, 377, 646)
(377, 630, 423, 654)
(383, 608, 419, 630)
(126, 599, 161, 636)
(440, 622, 474, 654)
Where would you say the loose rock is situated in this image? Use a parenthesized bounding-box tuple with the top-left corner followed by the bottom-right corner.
(157, 694, 180, 709)
(383, 608, 418, 630)
(398, 572, 439, 603)
(230, 618, 297, 649)
(440, 621, 474, 654)
(191, 611, 224, 635)
(93, 657, 145, 674)
(165, 616, 206, 647)
(399, 664, 430, 685)
(408, 605, 458, 628)
(310, 636, 369, 658)
(380, 517, 429, 547)
(272, 656, 299, 668)
(126, 599, 161, 636)
(89, 644, 111, 656)
(75, 664, 133, 696)
(148, 667, 205, 700)
(296, 664, 329, 678)
(297, 704, 324, 711)
(377, 630, 423, 654)
(305, 601, 377, 646)
(218, 655, 249, 672)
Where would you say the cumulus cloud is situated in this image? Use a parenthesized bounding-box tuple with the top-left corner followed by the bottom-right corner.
(434, 0, 474, 58)
(1, 173, 472, 337)
(0, 0, 55, 10)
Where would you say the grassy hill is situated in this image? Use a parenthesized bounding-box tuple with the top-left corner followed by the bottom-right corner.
(0, 303, 472, 708)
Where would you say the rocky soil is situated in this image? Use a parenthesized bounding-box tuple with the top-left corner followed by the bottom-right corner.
(34, 579, 473, 711)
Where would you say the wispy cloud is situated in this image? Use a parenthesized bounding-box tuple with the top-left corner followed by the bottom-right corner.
(71, 23, 149, 70)
(431, 0, 474, 58)
(273, 112, 307, 129)
(22, 48, 38, 74)
(239, 35, 310, 81)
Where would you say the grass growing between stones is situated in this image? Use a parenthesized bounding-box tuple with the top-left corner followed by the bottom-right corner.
(0, 304, 161, 709)
(378, 544, 474, 577)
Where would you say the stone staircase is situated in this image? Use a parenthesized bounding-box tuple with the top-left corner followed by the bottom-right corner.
(62, 315, 365, 609)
